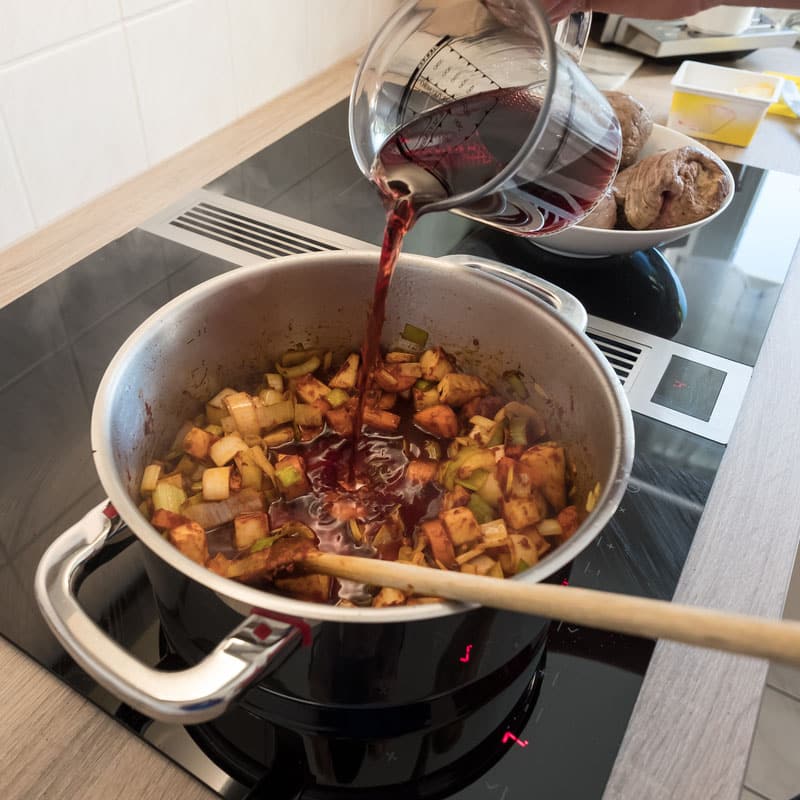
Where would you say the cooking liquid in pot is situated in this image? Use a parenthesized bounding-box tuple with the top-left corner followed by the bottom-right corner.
(208, 400, 442, 604)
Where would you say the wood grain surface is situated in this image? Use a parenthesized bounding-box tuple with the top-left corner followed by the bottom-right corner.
(310, 551, 800, 665)
(604, 47, 800, 800)
(604, 227, 800, 799)
(0, 638, 212, 799)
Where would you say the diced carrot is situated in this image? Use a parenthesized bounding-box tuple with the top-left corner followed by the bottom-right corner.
(420, 347, 454, 381)
(183, 426, 216, 460)
(293, 374, 330, 404)
(406, 460, 438, 484)
(437, 373, 489, 407)
(441, 506, 482, 546)
(167, 522, 209, 565)
(441, 485, 470, 511)
(378, 392, 397, 410)
(363, 406, 400, 433)
(413, 405, 458, 438)
(421, 519, 456, 569)
(151, 508, 193, 530)
(557, 505, 580, 540)
(325, 405, 354, 437)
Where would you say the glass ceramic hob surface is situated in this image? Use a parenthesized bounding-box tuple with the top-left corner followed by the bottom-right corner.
(1, 100, 798, 799)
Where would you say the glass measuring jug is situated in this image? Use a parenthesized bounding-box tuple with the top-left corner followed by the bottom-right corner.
(349, 0, 622, 236)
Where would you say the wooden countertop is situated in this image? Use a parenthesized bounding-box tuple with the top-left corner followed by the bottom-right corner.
(2, 45, 800, 800)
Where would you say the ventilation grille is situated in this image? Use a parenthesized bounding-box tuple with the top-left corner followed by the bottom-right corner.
(140, 189, 372, 265)
(586, 329, 643, 385)
(170, 201, 341, 259)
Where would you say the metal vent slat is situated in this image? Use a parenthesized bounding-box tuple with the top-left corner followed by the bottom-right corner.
(588, 332, 642, 354)
(180, 210, 311, 255)
(171, 217, 308, 259)
(197, 202, 338, 251)
(169, 220, 301, 259)
(168, 201, 342, 261)
(586, 329, 642, 387)
(195, 203, 339, 251)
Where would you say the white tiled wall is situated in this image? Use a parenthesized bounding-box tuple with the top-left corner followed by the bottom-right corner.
(0, 0, 401, 250)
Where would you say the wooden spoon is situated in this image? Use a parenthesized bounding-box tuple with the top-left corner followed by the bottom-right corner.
(306, 551, 800, 666)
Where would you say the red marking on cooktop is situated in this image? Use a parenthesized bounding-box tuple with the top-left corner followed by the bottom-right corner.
(459, 644, 473, 663)
(502, 732, 529, 747)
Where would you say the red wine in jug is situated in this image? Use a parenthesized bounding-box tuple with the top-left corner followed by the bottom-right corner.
(373, 85, 620, 236)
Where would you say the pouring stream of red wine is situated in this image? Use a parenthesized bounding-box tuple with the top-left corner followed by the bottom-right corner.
(350, 85, 618, 476)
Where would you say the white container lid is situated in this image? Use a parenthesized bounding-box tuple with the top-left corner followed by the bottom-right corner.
(671, 60, 784, 106)
(685, 6, 755, 35)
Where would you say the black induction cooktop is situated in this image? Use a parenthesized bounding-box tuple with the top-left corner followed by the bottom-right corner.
(2, 99, 799, 799)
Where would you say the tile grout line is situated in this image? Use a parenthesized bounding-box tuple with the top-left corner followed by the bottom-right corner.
(0, 1, 190, 74)
(0, 107, 39, 228)
(222, 0, 240, 118)
(119, 12, 153, 167)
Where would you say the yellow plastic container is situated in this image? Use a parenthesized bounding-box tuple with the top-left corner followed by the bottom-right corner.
(765, 71, 800, 119)
(668, 61, 783, 147)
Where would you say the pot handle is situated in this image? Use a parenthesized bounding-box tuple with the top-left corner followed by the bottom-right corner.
(441, 254, 588, 331)
(34, 501, 305, 724)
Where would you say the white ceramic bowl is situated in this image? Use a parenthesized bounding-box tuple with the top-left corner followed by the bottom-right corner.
(535, 125, 735, 258)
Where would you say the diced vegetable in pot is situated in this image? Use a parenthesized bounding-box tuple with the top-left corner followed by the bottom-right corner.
(140, 341, 590, 607)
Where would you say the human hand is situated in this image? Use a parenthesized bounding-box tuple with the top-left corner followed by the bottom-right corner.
(486, 0, 799, 25)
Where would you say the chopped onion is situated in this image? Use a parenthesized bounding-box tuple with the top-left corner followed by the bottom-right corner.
(209, 435, 247, 466)
(256, 399, 294, 432)
(537, 518, 563, 537)
(224, 392, 260, 437)
(202, 466, 231, 501)
(140, 464, 162, 495)
(183, 487, 264, 529)
(259, 389, 286, 407)
(294, 403, 323, 427)
(264, 373, 284, 392)
(263, 425, 294, 447)
(152, 482, 186, 514)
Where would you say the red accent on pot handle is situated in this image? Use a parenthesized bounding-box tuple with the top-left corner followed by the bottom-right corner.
(34, 501, 304, 724)
(250, 607, 313, 646)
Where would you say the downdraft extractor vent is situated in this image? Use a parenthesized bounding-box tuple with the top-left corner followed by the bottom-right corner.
(171, 201, 339, 259)
(139, 189, 374, 266)
(586, 330, 643, 385)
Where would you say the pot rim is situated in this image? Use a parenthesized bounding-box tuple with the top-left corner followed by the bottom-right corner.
(91, 250, 634, 624)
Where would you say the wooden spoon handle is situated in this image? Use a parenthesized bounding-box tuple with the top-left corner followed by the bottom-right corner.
(309, 552, 800, 666)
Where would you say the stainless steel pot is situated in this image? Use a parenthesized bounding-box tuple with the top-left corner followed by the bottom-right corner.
(35, 250, 633, 725)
